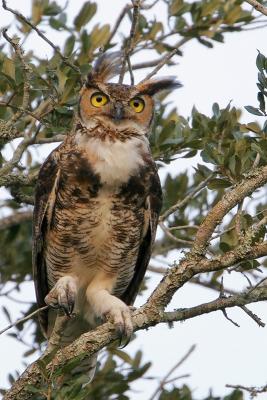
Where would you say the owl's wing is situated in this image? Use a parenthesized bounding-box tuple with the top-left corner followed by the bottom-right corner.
(120, 170, 162, 306)
(32, 146, 61, 337)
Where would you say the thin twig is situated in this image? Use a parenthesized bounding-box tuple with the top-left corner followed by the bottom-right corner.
(246, 277, 267, 295)
(132, 58, 175, 70)
(106, 4, 132, 46)
(160, 173, 214, 222)
(220, 277, 240, 327)
(0, 306, 49, 336)
(240, 305, 265, 327)
(226, 383, 267, 396)
(221, 308, 240, 327)
(118, 0, 141, 84)
(0, 102, 46, 124)
(2, 0, 80, 74)
(159, 221, 193, 246)
(149, 344, 195, 400)
(2, 28, 32, 128)
(169, 225, 199, 231)
(140, 37, 190, 82)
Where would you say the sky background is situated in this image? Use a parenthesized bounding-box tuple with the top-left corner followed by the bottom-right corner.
(1, 1, 267, 399)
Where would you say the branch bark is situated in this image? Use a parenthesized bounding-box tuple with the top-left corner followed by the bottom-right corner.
(0, 210, 32, 231)
(245, 0, 267, 16)
(4, 284, 267, 400)
(4, 161, 267, 398)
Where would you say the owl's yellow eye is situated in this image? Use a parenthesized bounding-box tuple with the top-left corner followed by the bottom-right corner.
(129, 97, 145, 113)
(90, 92, 109, 107)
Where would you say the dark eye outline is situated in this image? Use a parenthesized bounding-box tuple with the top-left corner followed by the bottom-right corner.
(90, 92, 109, 107)
(129, 97, 145, 113)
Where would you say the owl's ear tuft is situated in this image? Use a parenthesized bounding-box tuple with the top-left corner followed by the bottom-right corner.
(86, 52, 122, 85)
(137, 77, 182, 96)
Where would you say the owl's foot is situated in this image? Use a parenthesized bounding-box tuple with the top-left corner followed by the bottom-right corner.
(104, 299, 133, 342)
(45, 276, 77, 316)
(87, 289, 133, 341)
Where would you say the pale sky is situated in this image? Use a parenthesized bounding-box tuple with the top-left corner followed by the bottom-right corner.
(1, 1, 267, 399)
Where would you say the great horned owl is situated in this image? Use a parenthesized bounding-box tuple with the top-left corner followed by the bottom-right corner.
(33, 52, 181, 381)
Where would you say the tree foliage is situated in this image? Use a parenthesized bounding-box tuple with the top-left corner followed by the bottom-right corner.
(1, 0, 267, 398)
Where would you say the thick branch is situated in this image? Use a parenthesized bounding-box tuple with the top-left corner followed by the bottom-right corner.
(192, 166, 267, 255)
(146, 241, 267, 311)
(245, 0, 267, 16)
(4, 285, 267, 400)
(0, 211, 32, 231)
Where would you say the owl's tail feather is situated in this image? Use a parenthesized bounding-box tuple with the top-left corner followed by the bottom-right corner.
(46, 311, 98, 383)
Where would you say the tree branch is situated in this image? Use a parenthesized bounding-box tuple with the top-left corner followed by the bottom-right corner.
(119, 0, 141, 84)
(245, 0, 267, 16)
(149, 344, 195, 399)
(0, 306, 48, 336)
(4, 285, 267, 400)
(140, 37, 190, 82)
(192, 166, 267, 256)
(0, 210, 33, 231)
(159, 173, 214, 222)
(1, 0, 80, 74)
(226, 383, 267, 396)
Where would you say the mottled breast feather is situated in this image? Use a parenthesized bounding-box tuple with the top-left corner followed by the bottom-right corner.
(33, 132, 162, 337)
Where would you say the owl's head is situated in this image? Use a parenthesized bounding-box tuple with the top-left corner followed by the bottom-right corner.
(78, 52, 181, 135)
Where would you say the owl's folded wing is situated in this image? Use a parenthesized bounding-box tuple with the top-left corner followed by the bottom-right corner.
(120, 170, 162, 305)
(32, 146, 61, 336)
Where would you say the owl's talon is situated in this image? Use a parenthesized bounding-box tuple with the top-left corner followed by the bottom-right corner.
(45, 276, 77, 316)
(109, 304, 133, 347)
(119, 334, 132, 349)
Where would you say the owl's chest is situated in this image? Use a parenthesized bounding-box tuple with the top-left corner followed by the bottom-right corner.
(75, 134, 148, 187)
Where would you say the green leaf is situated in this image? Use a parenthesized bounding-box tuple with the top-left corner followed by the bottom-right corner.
(256, 50, 266, 72)
(244, 105, 264, 116)
(111, 349, 133, 365)
(2, 305, 12, 323)
(2, 57, 15, 80)
(74, 1, 97, 31)
(208, 178, 232, 189)
(212, 102, 220, 118)
(257, 91, 265, 112)
(64, 35, 76, 57)
(43, 1, 62, 16)
(170, 0, 184, 15)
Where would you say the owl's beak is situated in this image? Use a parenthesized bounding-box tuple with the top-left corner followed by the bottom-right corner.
(112, 102, 124, 121)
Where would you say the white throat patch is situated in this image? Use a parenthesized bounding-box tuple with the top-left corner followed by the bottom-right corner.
(76, 133, 149, 186)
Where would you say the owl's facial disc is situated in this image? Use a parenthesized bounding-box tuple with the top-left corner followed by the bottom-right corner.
(79, 85, 154, 134)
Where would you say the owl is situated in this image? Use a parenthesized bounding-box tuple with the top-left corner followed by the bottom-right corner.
(32, 52, 181, 381)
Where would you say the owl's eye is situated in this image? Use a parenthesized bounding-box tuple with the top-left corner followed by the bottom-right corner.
(129, 97, 145, 113)
(90, 92, 109, 107)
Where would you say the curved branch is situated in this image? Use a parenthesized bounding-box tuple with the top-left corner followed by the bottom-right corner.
(192, 166, 267, 255)
(4, 236, 267, 400)
(245, 0, 267, 16)
(4, 283, 267, 400)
